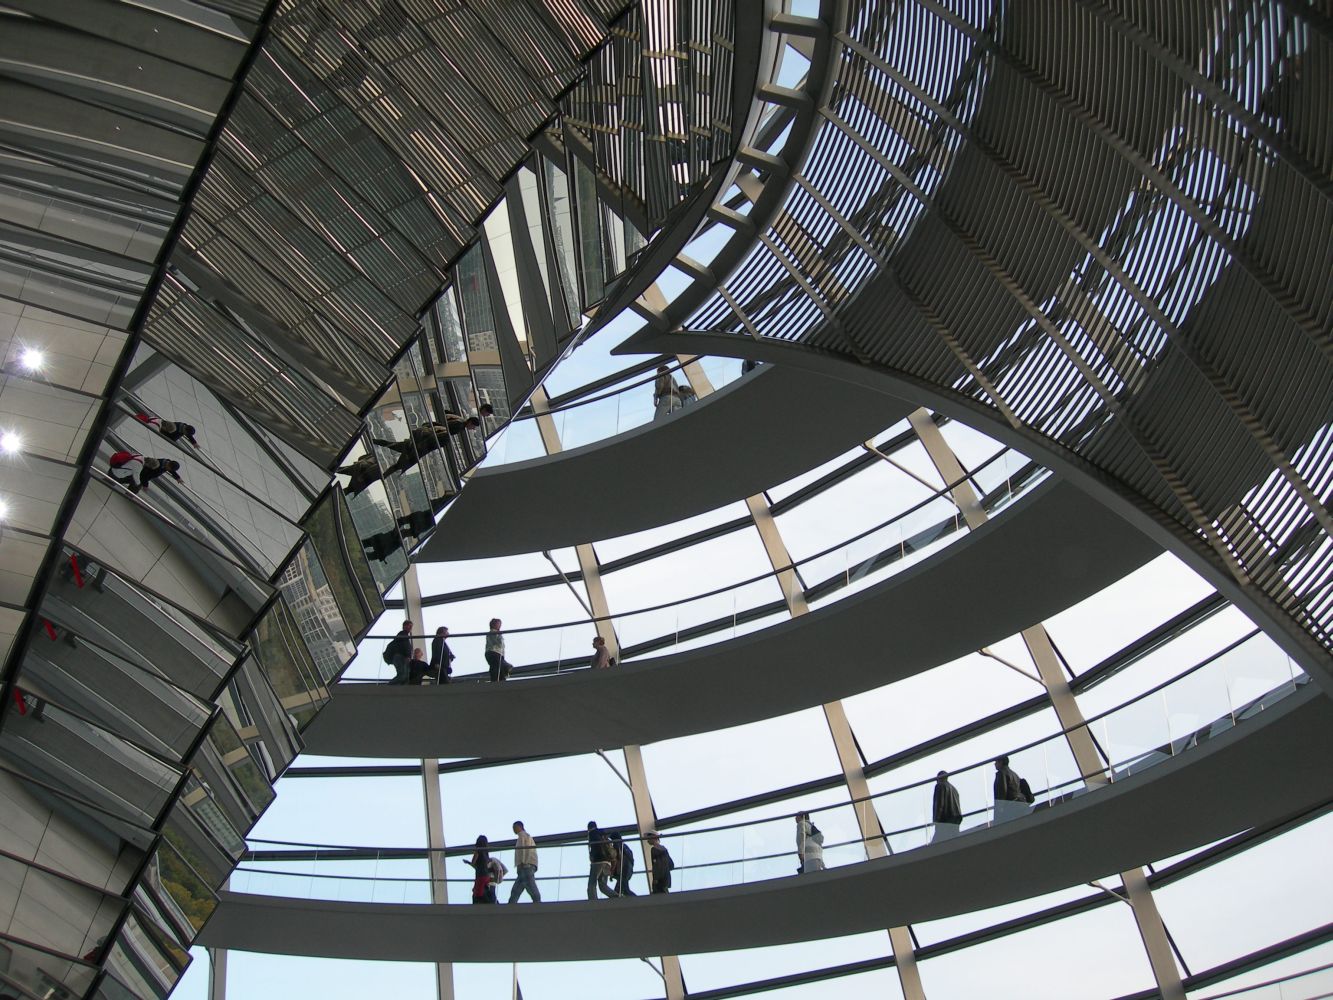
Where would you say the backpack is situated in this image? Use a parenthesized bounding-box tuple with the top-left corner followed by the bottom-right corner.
(1018, 777, 1035, 804)
(383, 633, 410, 664)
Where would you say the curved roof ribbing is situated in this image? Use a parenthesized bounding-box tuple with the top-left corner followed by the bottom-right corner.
(620, 0, 1333, 689)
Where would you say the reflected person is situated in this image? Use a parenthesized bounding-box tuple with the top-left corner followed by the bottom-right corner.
(374, 405, 494, 478)
(336, 453, 382, 497)
(109, 451, 182, 493)
(134, 412, 201, 448)
(931, 770, 963, 842)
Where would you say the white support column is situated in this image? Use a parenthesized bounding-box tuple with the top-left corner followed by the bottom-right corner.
(740, 496, 925, 1000)
(404, 565, 457, 1000)
(531, 385, 685, 1000)
(207, 947, 226, 1000)
(907, 409, 1184, 1000)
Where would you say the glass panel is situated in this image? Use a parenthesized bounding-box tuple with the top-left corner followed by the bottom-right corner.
(335, 439, 408, 593)
(250, 598, 327, 730)
(277, 540, 357, 685)
(301, 491, 382, 638)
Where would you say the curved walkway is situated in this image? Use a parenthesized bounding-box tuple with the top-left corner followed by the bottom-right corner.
(304, 479, 1157, 757)
(201, 686, 1332, 961)
(417, 364, 912, 561)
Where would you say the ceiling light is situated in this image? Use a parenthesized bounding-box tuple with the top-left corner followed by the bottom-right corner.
(18, 348, 44, 371)
(0, 432, 19, 454)
(0, 499, 9, 522)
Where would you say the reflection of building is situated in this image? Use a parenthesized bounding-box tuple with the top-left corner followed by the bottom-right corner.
(279, 558, 350, 684)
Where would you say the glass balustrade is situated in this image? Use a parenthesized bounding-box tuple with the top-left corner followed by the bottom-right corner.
(484, 358, 751, 466)
(344, 451, 1044, 681)
(232, 635, 1305, 903)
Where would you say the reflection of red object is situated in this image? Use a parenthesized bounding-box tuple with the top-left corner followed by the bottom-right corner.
(70, 553, 84, 588)
(11, 687, 26, 716)
(42, 619, 57, 641)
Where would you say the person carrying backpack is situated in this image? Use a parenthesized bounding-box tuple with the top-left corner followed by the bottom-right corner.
(795, 811, 825, 873)
(467, 836, 498, 904)
(646, 832, 675, 894)
(586, 822, 616, 899)
(383, 620, 413, 685)
(993, 755, 1033, 824)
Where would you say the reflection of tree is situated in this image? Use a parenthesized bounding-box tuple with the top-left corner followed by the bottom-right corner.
(206, 716, 273, 811)
(154, 838, 217, 933)
(304, 496, 373, 635)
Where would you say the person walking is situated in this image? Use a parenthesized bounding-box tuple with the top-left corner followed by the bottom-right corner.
(134, 412, 200, 448)
(932, 770, 963, 842)
(485, 618, 514, 682)
(795, 811, 825, 873)
(646, 832, 674, 894)
(109, 452, 182, 493)
(383, 619, 413, 685)
(992, 755, 1033, 823)
(466, 836, 497, 904)
(429, 626, 455, 683)
(652, 365, 683, 420)
(586, 822, 616, 899)
(608, 832, 638, 896)
(508, 821, 540, 903)
(590, 635, 612, 670)
(336, 453, 382, 496)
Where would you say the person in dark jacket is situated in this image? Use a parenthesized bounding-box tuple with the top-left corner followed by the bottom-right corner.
(429, 626, 455, 683)
(586, 822, 616, 900)
(932, 770, 963, 842)
(993, 755, 1030, 823)
(407, 646, 432, 685)
(608, 832, 637, 897)
(384, 619, 413, 685)
(135, 412, 200, 448)
(466, 835, 496, 904)
(336, 454, 382, 496)
(645, 832, 674, 894)
(374, 406, 494, 477)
